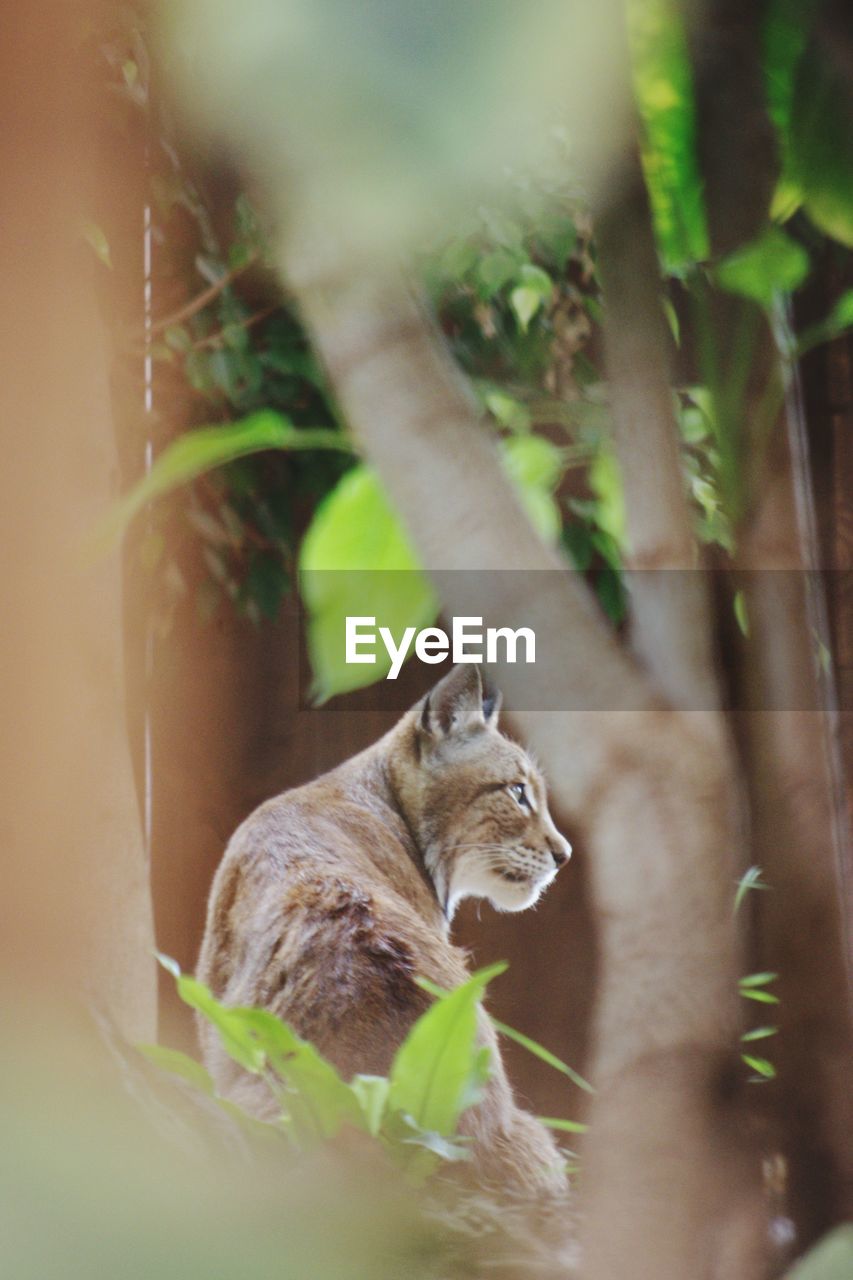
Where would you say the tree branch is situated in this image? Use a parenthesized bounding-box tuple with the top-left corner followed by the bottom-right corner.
(282, 238, 756, 1278)
(596, 162, 720, 710)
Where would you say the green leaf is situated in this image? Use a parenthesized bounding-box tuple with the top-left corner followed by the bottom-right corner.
(83, 220, 112, 269)
(537, 1116, 589, 1133)
(627, 0, 708, 269)
(785, 1226, 853, 1280)
(389, 962, 506, 1138)
(742, 1053, 776, 1079)
(734, 864, 768, 913)
(588, 449, 626, 548)
(715, 228, 810, 306)
(299, 466, 439, 699)
(230, 1008, 362, 1141)
(95, 411, 351, 549)
(491, 1019, 594, 1094)
(510, 266, 553, 333)
(739, 971, 778, 988)
(298, 439, 563, 698)
(740, 989, 780, 1005)
(483, 387, 531, 433)
(562, 522, 594, 572)
(741, 1026, 778, 1043)
(477, 249, 519, 298)
(160, 960, 265, 1074)
(788, 37, 853, 248)
(136, 1043, 216, 1094)
(733, 589, 750, 639)
(351, 1075, 390, 1137)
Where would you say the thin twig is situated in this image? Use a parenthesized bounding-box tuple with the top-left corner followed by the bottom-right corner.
(147, 254, 259, 337)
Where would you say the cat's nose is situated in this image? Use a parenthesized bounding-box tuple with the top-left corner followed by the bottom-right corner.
(549, 837, 571, 868)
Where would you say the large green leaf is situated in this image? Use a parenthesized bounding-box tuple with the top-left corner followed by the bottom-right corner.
(715, 227, 809, 306)
(787, 36, 853, 247)
(96, 410, 351, 547)
(161, 958, 266, 1074)
(628, 0, 708, 269)
(232, 1007, 363, 1141)
(298, 436, 564, 700)
(785, 1227, 853, 1280)
(388, 962, 506, 1138)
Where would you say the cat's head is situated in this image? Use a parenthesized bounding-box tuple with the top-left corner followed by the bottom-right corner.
(393, 665, 571, 918)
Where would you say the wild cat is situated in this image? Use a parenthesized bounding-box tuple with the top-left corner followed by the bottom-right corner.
(197, 664, 572, 1196)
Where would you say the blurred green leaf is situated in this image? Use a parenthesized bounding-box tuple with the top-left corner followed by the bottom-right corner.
(299, 438, 563, 698)
(715, 228, 810, 306)
(739, 971, 778, 988)
(136, 1043, 216, 1094)
(788, 36, 853, 247)
(537, 1116, 589, 1133)
(734, 864, 768, 913)
(588, 448, 625, 547)
(786, 1226, 853, 1280)
(628, 0, 708, 268)
(83, 220, 112, 269)
(741, 1026, 777, 1042)
(389, 962, 506, 1138)
(510, 265, 553, 333)
(477, 249, 520, 298)
(96, 411, 351, 548)
(741, 989, 780, 1005)
(742, 1053, 776, 1079)
(351, 1075, 390, 1137)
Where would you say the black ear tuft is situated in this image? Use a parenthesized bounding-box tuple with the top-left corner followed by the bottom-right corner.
(420, 693, 432, 734)
(481, 673, 503, 726)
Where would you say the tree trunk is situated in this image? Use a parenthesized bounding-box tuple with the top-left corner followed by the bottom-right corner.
(281, 241, 762, 1278)
(0, 2, 156, 1043)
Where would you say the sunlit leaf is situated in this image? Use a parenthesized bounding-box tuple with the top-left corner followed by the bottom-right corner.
(389, 962, 506, 1137)
(715, 228, 809, 307)
(739, 971, 778, 988)
(628, 0, 708, 269)
(741, 1026, 778, 1043)
(742, 1053, 776, 1079)
(299, 437, 563, 698)
(741, 989, 780, 1005)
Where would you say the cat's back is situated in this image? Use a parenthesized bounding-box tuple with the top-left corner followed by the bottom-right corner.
(197, 759, 459, 1086)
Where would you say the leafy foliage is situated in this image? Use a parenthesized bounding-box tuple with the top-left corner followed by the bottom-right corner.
(298, 436, 565, 699)
(149, 956, 589, 1184)
(154, 956, 499, 1179)
(100, 3, 853, 686)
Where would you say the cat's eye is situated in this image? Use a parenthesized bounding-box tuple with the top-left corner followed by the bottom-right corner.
(508, 782, 529, 809)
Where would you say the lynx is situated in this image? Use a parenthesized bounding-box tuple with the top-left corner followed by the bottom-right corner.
(197, 664, 572, 1197)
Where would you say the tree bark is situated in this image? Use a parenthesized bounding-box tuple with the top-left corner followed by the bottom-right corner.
(0, 2, 157, 1043)
(282, 239, 760, 1278)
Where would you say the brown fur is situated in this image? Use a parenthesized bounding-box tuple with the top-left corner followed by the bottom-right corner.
(197, 665, 571, 1198)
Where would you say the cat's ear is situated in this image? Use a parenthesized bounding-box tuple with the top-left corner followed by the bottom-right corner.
(420, 666, 501, 738)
